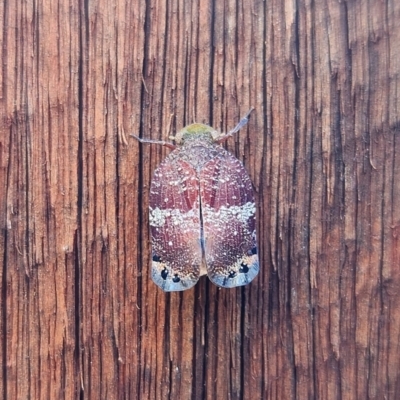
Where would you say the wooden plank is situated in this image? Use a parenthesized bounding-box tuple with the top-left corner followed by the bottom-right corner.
(0, 0, 399, 399)
(0, 0, 81, 398)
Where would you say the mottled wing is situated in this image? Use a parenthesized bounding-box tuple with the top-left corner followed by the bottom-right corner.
(200, 148, 259, 288)
(149, 152, 202, 291)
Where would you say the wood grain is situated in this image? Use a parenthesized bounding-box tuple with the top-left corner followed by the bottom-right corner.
(0, 0, 399, 399)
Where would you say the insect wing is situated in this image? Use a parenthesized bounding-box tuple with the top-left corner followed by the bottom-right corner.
(149, 153, 202, 291)
(200, 149, 259, 288)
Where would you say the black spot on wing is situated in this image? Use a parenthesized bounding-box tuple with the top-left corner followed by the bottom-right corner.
(228, 270, 237, 279)
(161, 267, 168, 280)
(239, 263, 249, 274)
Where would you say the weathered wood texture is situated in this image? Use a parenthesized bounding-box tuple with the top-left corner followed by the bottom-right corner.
(1, 0, 399, 399)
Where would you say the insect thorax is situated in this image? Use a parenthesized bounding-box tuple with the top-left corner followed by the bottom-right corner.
(171, 137, 221, 171)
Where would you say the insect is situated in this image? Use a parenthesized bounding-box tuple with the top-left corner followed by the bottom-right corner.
(132, 109, 259, 291)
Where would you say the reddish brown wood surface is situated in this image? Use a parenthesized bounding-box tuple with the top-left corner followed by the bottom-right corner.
(1, 0, 399, 399)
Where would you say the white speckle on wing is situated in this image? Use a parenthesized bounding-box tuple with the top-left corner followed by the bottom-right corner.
(203, 202, 256, 225)
(149, 207, 198, 228)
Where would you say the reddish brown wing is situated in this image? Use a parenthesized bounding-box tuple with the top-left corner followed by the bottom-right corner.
(199, 148, 259, 288)
(149, 151, 202, 291)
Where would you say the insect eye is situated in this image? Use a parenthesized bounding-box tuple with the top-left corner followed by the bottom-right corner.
(153, 254, 162, 262)
(161, 268, 168, 280)
(172, 274, 181, 283)
(239, 263, 249, 273)
(251, 247, 257, 255)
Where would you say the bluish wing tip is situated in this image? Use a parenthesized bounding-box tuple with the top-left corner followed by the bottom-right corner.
(151, 267, 199, 292)
(209, 265, 259, 289)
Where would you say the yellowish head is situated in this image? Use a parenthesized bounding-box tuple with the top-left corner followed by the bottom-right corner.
(170, 123, 220, 145)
